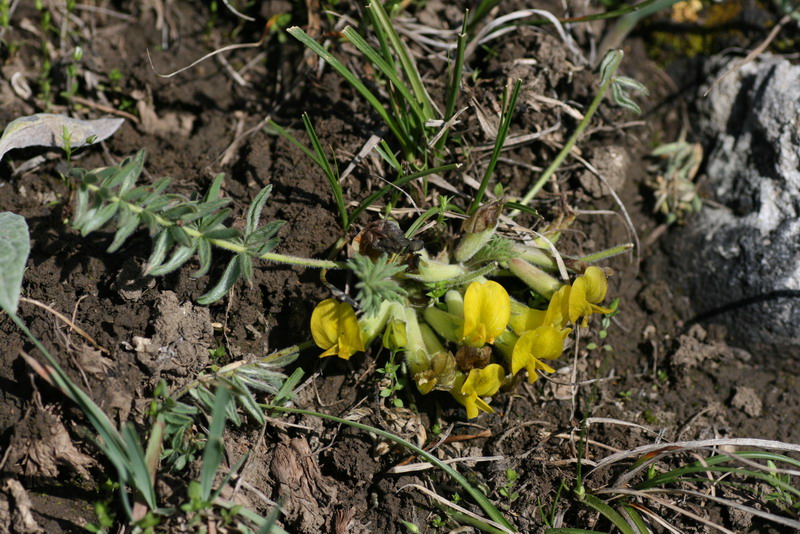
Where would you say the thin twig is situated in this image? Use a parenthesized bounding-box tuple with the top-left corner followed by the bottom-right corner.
(19, 297, 109, 354)
(704, 14, 792, 97)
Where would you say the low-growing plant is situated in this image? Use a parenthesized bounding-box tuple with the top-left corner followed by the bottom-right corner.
(0, 213, 289, 533)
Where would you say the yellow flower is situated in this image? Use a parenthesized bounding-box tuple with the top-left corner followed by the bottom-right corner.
(508, 299, 546, 335)
(511, 326, 568, 383)
(543, 267, 612, 329)
(462, 281, 510, 347)
(310, 299, 365, 359)
(453, 363, 505, 419)
(568, 266, 612, 327)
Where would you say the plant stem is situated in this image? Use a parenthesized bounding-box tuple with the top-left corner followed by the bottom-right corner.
(262, 404, 516, 532)
(513, 52, 622, 214)
(171, 342, 313, 400)
(82, 183, 345, 269)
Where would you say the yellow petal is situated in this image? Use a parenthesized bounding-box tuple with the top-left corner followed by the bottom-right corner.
(311, 299, 340, 350)
(336, 301, 364, 359)
(462, 363, 505, 397)
(511, 326, 565, 381)
(568, 277, 594, 325)
(462, 281, 510, 346)
(544, 285, 570, 328)
(582, 266, 608, 304)
(508, 300, 546, 335)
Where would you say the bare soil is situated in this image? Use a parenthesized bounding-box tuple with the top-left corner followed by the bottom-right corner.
(0, 1, 797, 533)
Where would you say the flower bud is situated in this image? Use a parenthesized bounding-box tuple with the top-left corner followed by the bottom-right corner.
(455, 201, 503, 263)
(508, 258, 562, 299)
(511, 243, 557, 271)
(382, 302, 408, 350)
(423, 306, 460, 343)
(402, 307, 430, 376)
(412, 258, 467, 282)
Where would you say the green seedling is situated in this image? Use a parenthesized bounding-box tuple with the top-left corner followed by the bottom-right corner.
(377, 350, 407, 408)
(499, 468, 520, 504)
(586, 298, 619, 352)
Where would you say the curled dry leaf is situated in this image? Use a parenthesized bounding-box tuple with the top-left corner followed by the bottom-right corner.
(0, 113, 125, 162)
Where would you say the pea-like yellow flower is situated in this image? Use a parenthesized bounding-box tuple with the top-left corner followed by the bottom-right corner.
(543, 267, 612, 329)
(511, 325, 569, 383)
(310, 299, 365, 359)
(568, 266, 612, 327)
(453, 363, 505, 419)
(508, 299, 546, 335)
(462, 281, 510, 347)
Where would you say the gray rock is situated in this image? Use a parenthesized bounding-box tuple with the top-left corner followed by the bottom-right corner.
(664, 55, 800, 362)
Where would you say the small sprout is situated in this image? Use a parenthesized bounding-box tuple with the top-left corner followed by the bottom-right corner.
(499, 468, 521, 503)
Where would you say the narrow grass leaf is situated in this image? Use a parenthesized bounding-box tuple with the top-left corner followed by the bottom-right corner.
(200, 385, 231, 501)
(267, 120, 322, 166)
(469, 80, 521, 214)
(341, 27, 425, 121)
(121, 423, 157, 509)
(367, 0, 435, 120)
(263, 405, 515, 531)
(287, 27, 409, 152)
(619, 505, 651, 534)
(579, 493, 635, 534)
(302, 113, 347, 230)
(350, 163, 460, 223)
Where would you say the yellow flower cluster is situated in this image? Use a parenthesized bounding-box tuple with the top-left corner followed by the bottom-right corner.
(309, 266, 611, 420)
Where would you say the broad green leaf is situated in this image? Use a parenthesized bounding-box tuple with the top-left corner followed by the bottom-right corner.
(0, 212, 30, 314)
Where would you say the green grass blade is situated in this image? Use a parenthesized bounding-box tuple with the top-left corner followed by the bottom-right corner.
(287, 26, 412, 154)
(366, 0, 435, 120)
(266, 120, 322, 166)
(514, 50, 623, 212)
(544, 529, 608, 534)
(301, 113, 348, 230)
(263, 404, 515, 531)
(341, 26, 425, 121)
(349, 163, 460, 224)
(469, 80, 521, 215)
(437, 12, 468, 152)
(544, 528, 604, 534)
(620, 505, 650, 534)
(578, 493, 635, 534)
(200, 385, 231, 501)
(121, 423, 158, 509)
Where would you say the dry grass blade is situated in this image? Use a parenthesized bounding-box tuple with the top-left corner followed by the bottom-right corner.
(399, 483, 517, 534)
(389, 455, 503, 474)
(573, 154, 641, 273)
(588, 438, 800, 477)
(466, 9, 586, 64)
(147, 38, 265, 78)
(595, 487, 737, 534)
(19, 297, 109, 354)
